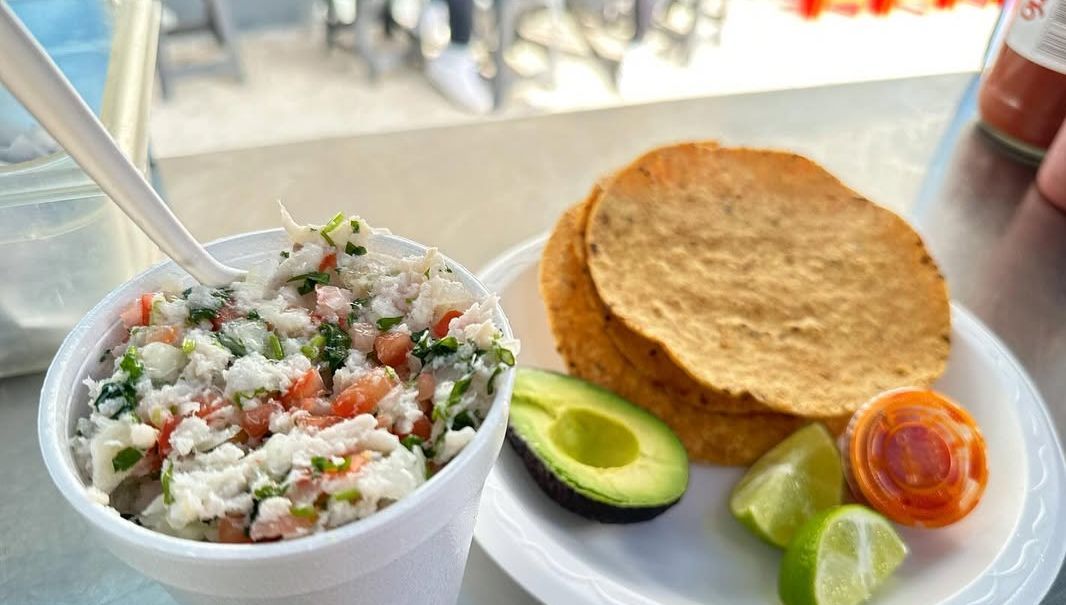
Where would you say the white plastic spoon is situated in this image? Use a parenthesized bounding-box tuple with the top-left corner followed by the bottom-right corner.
(0, 3, 244, 286)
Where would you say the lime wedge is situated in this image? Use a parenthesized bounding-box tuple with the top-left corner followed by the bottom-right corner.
(729, 423, 843, 547)
(779, 505, 907, 605)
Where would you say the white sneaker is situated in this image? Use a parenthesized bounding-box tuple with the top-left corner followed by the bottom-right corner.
(425, 45, 493, 114)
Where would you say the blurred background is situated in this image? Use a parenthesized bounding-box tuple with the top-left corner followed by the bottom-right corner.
(0, 0, 1008, 378)
(151, 0, 1000, 156)
(3, 0, 1002, 160)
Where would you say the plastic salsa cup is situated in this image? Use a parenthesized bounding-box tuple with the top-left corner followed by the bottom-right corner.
(842, 387, 989, 528)
(37, 229, 516, 605)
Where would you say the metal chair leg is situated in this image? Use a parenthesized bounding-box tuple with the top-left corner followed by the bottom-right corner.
(493, 0, 518, 108)
(155, 29, 173, 100)
(205, 0, 244, 82)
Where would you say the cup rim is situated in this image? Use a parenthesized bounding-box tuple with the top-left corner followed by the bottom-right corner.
(38, 228, 515, 562)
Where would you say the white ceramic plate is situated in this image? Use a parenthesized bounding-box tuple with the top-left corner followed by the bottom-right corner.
(473, 235, 1066, 605)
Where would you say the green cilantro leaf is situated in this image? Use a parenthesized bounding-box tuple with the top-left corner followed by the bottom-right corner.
(111, 447, 143, 472)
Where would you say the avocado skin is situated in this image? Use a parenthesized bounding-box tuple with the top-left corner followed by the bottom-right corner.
(506, 426, 681, 524)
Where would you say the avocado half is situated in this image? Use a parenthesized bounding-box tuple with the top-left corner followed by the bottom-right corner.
(507, 368, 690, 523)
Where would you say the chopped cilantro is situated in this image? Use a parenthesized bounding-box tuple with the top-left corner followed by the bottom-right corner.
(350, 219, 360, 233)
(266, 333, 284, 360)
(216, 332, 247, 357)
(348, 298, 369, 326)
(188, 306, 218, 323)
(318, 322, 351, 372)
(119, 346, 143, 381)
(400, 435, 424, 451)
(280, 250, 290, 258)
(447, 374, 472, 408)
(287, 271, 330, 295)
(246, 310, 261, 320)
(376, 316, 403, 330)
(186, 287, 229, 323)
(451, 410, 477, 431)
(412, 333, 459, 363)
(94, 381, 137, 417)
(254, 482, 287, 500)
(345, 242, 367, 256)
(111, 447, 143, 472)
(433, 336, 459, 354)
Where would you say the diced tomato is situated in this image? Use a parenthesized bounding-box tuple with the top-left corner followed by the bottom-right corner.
(331, 370, 393, 417)
(218, 516, 252, 544)
(145, 325, 181, 345)
(196, 394, 229, 419)
(158, 415, 183, 457)
(294, 414, 345, 431)
(318, 252, 337, 272)
(398, 415, 432, 441)
(137, 447, 164, 474)
(121, 293, 156, 329)
(416, 373, 435, 402)
(432, 310, 462, 338)
(240, 401, 282, 440)
(140, 293, 155, 326)
(297, 397, 330, 416)
(210, 304, 241, 332)
(374, 332, 412, 368)
(281, 369, 325, 409)
(250, 513, 315, 542)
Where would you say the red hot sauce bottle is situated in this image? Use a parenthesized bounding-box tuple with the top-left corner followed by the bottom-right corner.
(979, 0, 1066, 161)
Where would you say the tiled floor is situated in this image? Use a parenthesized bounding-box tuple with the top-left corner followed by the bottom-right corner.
(149, 0, 1000, 158)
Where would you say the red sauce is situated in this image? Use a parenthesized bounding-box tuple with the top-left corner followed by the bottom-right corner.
(979, 45, 1066, 155)
(843, 388, 989, 528)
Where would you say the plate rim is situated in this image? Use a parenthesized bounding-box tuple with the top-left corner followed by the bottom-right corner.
(473, 234, 1066, 605)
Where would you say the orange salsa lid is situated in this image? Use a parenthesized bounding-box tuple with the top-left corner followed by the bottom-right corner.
(844, 388, 988, 528)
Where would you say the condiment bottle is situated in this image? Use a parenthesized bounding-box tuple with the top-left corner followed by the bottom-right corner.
(1037, 118, 1066, 208)
(978, 0, 1066, 160)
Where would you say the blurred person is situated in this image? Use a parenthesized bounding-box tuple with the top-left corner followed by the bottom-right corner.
(425, 0, 493, 114)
